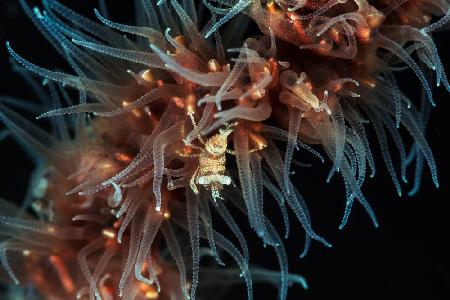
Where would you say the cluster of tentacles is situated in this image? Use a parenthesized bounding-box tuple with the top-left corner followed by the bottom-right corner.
(0, 0, 448, 299)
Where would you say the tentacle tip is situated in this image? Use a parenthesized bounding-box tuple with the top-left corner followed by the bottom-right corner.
(338, 223, 346, 230)
(5, 41, 15, 56)
(407, 190, 418, 197)
(408, 188, 419, 197)
(298, 247, 309, 259)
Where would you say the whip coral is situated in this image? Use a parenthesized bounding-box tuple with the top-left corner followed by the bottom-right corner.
(0, 0, 448, 299)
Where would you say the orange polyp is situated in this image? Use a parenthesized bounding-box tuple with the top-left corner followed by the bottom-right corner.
(267, 1, 277, 14)
(238, 96, 251, 106)
(141, 70, 154, 83)
(367, 14, 384, 29)
(47, 225, 56, 234)
(185, 94, 196, 115)
(102, 228, 116, 239)
(172, 96, 185, 109)
(49, 255, 75, 294)
(174, 35, 186, 47)
(145, 290, 159, 299)
(287, 12, 296, 21)
(332, 82, 343, 93)
(113, 219, 122, 229)
(268, 58, 279, 87)
(362, 79, 376, 88)
(357, 27, 371, 43)
(330, 28, 340, 43)
(100, 162, 113, 170)
(251, 88, 266, 100)
(115, 152, 132, 163)
(139, 282, 148, 292)
(208, 59, 221, 72)
(422, 14, 432, 23)
(183, 145, 193, 155)
(139, 282, 159, 299)
(249, 132, 268, 150)
(287, 13, 309, 44)
(122, 100, 142, 117)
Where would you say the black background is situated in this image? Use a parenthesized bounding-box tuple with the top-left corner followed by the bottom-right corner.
(0, 1, 449, 299)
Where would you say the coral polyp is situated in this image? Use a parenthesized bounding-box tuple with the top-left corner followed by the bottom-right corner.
(0, 0, 448, 299)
